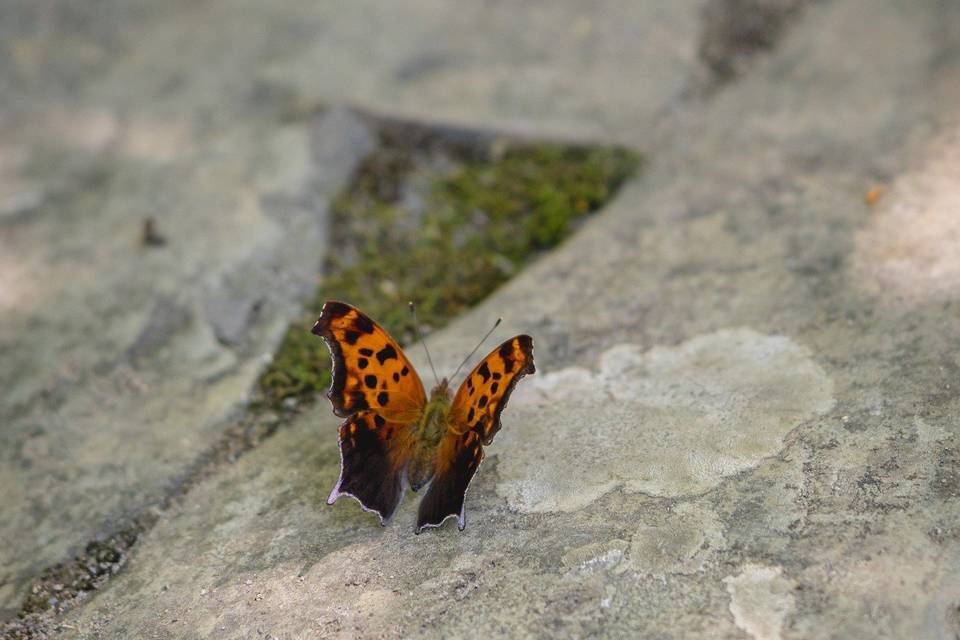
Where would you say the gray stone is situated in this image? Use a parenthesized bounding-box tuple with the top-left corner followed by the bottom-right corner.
(126, 296, 194, 364)
(495, 330, 834, 512)
(4, 0, 960, 637)
(204, 287, 260, 347)
(0, 55, 374, 618)
(698, 0, 819, 82)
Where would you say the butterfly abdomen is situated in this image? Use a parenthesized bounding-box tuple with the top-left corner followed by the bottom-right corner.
(407, 381, 454, 490)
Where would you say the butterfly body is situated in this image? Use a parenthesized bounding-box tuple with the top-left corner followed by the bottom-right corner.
(407, 379, 452, 490)
(312, 301, 534, 532)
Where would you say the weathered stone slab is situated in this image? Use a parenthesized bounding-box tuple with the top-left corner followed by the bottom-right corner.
(48, 0, 960, 638)
(2, 0, 959, 637)
(0, 105, 374, 615)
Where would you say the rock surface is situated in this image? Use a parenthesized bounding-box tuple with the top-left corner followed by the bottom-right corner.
(3, 0, 960, 638)
(497, 329, 835, 511)
(0, 21, 377, 615)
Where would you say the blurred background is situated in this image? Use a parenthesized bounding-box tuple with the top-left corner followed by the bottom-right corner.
(2, 1, 959, 638)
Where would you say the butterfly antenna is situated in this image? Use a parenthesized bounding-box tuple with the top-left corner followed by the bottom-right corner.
(450, 317, 502, 382)
(408, 301, 440, 386)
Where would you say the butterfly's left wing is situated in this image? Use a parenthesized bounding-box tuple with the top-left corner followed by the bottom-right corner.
(312, 301, 427, 524)
(416, 335, 535, 532)
(311, 301, 426, 422)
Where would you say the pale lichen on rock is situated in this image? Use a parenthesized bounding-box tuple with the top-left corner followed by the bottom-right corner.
(628, 502, 725, 576)
(723, 564, 796, 640)
(496, 328, 835, 512)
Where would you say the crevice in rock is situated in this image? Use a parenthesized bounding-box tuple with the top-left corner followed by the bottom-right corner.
(698, 0, 825, 85)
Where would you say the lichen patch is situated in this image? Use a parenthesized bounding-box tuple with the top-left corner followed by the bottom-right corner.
(628, 502, 725, 576)
(495, 329, 834, 512)
(723, 564, 796, 640)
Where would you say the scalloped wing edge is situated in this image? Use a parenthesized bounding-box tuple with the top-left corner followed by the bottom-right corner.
(413, 451, 485, 534)
(311, 300, 355, 418)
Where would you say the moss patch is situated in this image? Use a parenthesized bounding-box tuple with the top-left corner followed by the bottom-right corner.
(258, 136, 639, 409)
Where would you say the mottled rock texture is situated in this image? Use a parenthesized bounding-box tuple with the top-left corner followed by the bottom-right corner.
(2, 0, 959, 638)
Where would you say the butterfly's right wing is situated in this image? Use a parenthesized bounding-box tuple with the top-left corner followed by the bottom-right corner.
(415, 429, 484, 532)
(447, 335, 535, 445)
(416, 335, 535, 532)
(312, 301, 427, 523)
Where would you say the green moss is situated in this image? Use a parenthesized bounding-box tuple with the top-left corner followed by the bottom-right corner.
(257, 140, 640, 410)
(257, 323, 332, 406)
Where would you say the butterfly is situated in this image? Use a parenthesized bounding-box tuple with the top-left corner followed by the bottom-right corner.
(311, 300, 535, 533)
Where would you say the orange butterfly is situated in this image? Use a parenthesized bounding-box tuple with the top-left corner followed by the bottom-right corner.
(312, 301, 535, 533)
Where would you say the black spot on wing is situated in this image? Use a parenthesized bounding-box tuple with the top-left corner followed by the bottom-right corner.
(477, 362, 491, 382)
(358, 357, 368, 369)
(345, 330, 361, 345)
(374, 414, 385, 427)
(490, 382, 499, 394)
(359, 348, 374, 356)
(377, 391, 389, 406)
(393, 372, 400, 382)
(354, 313, 375, 334)
(376, 345, 398, 365)
(478, 395, 488, 408)
(348, 390, 369, 412)
(364, 374, 378, 389)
